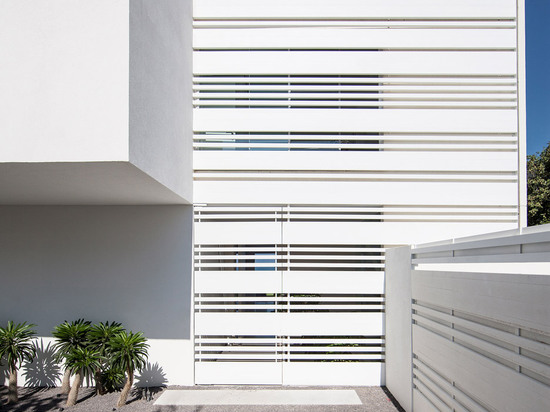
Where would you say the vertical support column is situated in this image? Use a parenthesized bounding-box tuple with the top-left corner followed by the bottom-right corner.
(516, 0, 527, 227)
(385, 246, 413, 411)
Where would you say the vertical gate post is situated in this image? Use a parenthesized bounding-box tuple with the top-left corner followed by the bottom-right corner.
(385, 246, 413, 411)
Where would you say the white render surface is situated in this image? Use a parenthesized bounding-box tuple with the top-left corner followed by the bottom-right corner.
(0, 162, 187, 205)
(129, 0, 193, 202)
(0, 0, 192, 204)
(155, 389, 362, 406)
(0, 206, 194, 386)
(0, 0, 129, 163)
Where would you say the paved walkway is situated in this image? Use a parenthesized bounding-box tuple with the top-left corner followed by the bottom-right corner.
(155, 389, 362, 406)
(152, 386, 404, 412)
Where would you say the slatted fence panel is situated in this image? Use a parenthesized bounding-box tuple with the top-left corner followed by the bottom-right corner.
(405, 227, 550, 411)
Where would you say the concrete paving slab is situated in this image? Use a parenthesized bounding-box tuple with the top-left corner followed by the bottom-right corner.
(154, 389, 363, 406)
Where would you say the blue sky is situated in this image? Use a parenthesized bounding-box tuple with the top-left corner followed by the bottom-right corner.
(526, 0, 550, 155)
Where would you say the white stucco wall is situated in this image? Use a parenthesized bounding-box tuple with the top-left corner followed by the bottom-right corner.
(0, 206, 194, 386)
(129, 0, 193, 203)
(0, 0, 129, 163)
(0, 0, 193, 204)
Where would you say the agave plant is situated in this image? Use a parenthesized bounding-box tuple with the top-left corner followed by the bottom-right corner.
(110, 331, 149, 407)
(0, 321, 37, 404)
(88, 321, 124, 395)
(64, 347, 102, 406)
(52, 319, 91, 394)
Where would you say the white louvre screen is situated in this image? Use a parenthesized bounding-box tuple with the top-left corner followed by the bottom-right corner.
(192, 0, 521, 386)
(194, 230, 386, 385)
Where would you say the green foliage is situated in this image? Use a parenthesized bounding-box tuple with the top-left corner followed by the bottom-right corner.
(0, 321, 37, 370)
(100, 366, 125, 392)
(89, 321, 126, 394)
(110, 331, 149, 374)
(52, 319, 92, 362)
(527, 142, 550, 226)
(89, 321, 124, 358)
(65, 346, 102, 378)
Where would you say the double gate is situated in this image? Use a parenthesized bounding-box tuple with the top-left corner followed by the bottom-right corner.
(193, 206, 385, 385)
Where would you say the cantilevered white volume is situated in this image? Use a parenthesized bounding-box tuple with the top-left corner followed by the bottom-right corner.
(192, 0, 524, 385)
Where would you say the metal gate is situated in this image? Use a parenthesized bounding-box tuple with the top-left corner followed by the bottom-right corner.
(193, 206, 385, 385)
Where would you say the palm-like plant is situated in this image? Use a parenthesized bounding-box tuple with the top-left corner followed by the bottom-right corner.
(0, 321, 37, 404)
(110, 331, 149, 407)
(64, 347, 101, 407)
(100, 366, 125, 393)
(52, 319, 91, 394)
(88, 321, 124, 395)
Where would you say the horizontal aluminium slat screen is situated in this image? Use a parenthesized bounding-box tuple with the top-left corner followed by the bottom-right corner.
(195, 335, 383, 362)
(193, 207, 385, 384)
(194, 6, 518, 110)
(195, 131, 517, 152)
(195, 205, 518, 224)
(192, 0, 522, 386)
(194, 75, 517, 110)
(195, 244, 385, 271)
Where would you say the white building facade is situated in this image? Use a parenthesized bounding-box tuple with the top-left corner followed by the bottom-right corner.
(0, 0, 525, 387)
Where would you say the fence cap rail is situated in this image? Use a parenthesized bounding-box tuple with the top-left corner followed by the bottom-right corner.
(412, 223, 550, 257)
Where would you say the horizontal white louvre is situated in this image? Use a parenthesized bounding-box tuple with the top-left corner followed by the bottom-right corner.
(195, 313, 383, 335)
(195, 334, 383, 361)
(282, 363, 383, 386)
(195, 131, 518, 151)
(195, 20, 516, 30)
(195, 101, 516, 110)
(194, 271, 385, 295)
(194, 171, 516, 183)
(195, 293, 384, 312)
(195, 76, 517, 86)
(194, 151, 518, 172)
(194, 205, 518, 223)
(193, 74, 517, 110)
(193, 181, 518, 206)
(193, 0, 516, 20)
(194, 28, 516, 50)
(194, 243, 385, 272)
(194, 109, 518, 133)
(195, 362, 282, 385)
(194, 51, 516, 75)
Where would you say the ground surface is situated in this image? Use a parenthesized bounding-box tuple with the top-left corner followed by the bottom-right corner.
(0, 386, 404, 412)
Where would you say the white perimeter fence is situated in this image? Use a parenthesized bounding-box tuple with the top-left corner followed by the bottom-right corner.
(385, 224, 550, 412)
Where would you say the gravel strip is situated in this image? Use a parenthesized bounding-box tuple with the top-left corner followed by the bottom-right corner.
(0, 386, 404, 412)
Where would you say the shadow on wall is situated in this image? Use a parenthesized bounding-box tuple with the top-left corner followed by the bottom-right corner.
(22, 339, 61, 387)
(134, 362, 168, 401)
(0, 206, 193, 340)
